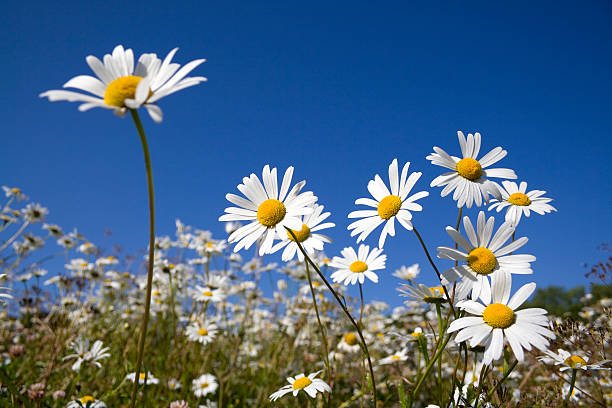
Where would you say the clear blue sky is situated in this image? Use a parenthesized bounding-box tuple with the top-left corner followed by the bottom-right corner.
(3, 1, 611, 304)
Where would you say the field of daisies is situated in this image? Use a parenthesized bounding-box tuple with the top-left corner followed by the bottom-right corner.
(1, 45, 611, 408)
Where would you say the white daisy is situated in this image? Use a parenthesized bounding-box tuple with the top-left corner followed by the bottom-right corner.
(329, 245, 386, 285)
(392, 263, 420, 280)
(185, 322, 218, 345)
(125, 371, 159, 385)
(348, 159, 429, 248)
(398, 282, 447, 304)
(66, 396, 106, 408)
(40, 45, 206, 123)
(378, 349, 409, 365)
(270, 204, 335, 261)
(538, 348, 611, 372)
(193, 285, 226, 303)
(192, 374, 218, 398)
(437, 211, 534, 303)
(269, 370, 331, 401)
(219, 165, 317, 256)
(448, 280, 555, 365)
(488, 181, 557, 227)
(337, 332, 361, 353)
(426, 131, 517, 208)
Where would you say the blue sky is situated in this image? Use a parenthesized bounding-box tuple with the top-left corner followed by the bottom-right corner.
(3, 1, 612, 304)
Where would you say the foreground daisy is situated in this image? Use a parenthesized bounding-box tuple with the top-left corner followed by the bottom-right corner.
(426, 131, 516, 208)
(271, 204, 335, 261)
(40, 45, 207, 123)
(488, 181, 557, 227)
(329, 245, 386, 285)
(348, 159, 428, 248)
(437, 211, 534, 303)
(192, 374, 218, 397)
(66, 396, 106, 408)
(269, 370, 331, 401)
(448, 280, 555, 365)
(219, 165, 317, 255)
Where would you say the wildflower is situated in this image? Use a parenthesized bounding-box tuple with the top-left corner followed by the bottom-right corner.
(348, 159, 428, 248)
(219, 165, 317, 255)
(40, 45, 207, 123)
(2, 186, 27, 201)
(269, 370, 331, 401)
(392, 263, 420, 280)
(398, 282, 446, 304)
(186, 322, 218, 345)
(337, 333, 361, 353)
(63, 339, 110, 371)
(379, 349, 409, 365)
(437, 211, 534, 303)
(42, 223, 64, 238)
(21, 203, 49, 223)
(488, 181, 556, 226)
(169, 401, 189, 408)
(448, 280, 555, 365)
(167, 378, 182, 390)
(66, 396, 107, 408)
(192, 374, 218, 397)
(193, 285, 226, 303)
(126, 371, 159, 384)
(271, 204, 335, 261)
(329, 244, 386, 285)
(427, 131, 516, 208)
(538, 348, 611, 371)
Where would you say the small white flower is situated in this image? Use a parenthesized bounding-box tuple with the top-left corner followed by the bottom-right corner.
(329, 245, 386, 285)
(392, 264, 420, 280)
(269, 370, 331, 401)
(192, 374, 218, 398)
(488, 181, 557, 227)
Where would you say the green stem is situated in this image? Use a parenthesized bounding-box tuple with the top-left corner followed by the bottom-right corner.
(410, 333, 452, 405)
(129, 109, 156, 408)
(476, 359, 519, 408)
(565, 368, 578, 404)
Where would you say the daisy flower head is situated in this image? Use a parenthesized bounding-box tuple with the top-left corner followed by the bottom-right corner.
(426, 131, 517, 208)
(193, 285, 226, 303)
(126, 371, 159, 385)
(329, 245, 386, 285)
(448, 279, 555, 365)
(378, 349, 409, 365)
(392, 263, 420, 280)
(337, 332, 361, 353)
(192, 374, 218, 398)
(271, 204, 335, 262)
(348, 159, 429, 248)
(398, 282, 447, 304)
(66, 396, 106, 408)
(538, 348, 611, 372)
(269, 370, 331, 401)
(186, 322, 218, 345)
(40, 45, 207, 123)
(437, 211, 534, 303)
(219, 165, 317, 256)
(488, 181, 557, 227)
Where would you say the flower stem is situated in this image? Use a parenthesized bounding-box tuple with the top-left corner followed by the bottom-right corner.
(128, 109, 156, 408)
(565, 368, 578, 404)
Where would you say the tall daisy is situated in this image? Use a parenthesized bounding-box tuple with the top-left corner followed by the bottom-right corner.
(437, 211, 534, 303)
(269, 370, 331, 401)
(185, 322, 218, 345)
(426, 131, 517, 208)
(448, 280, 555, 365)
(270, 204, 335, 262)
(329, 245, 386, 285)
(219, 165, 317, 256)
(40, 45, 207, 123)
(348, 159, 429, 248)
(488, 181, 557, 227)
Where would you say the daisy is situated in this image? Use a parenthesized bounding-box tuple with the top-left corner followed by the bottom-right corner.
(192, 374, 218, 398)
(448, 280, 555, 365)
(63, 338, 109, 372)
(378, 349, 409, 365)
(2, 186, 27, 201)
(270, 204, 335, 261)
(538, 348, 611, 371)
(392, 263, 420, 280)
(185, 322, 218, 345)
(219, 165, 317, 255)
(126, 371, 159, 385)
(66, 396, 106, 408)
(329, 245, 386, 285)
(40, 45, 206, 123)
(426, 131, 517, 208)
(488, 181, 557, 227)
(337, 332, 361, 353)
(437, 211, 534, 303)
(193, 285, 226, 303)
(398, 282, 447, 304)
(21, 203, 49, 223)
(348, 159, 429, 248)
(269, 370, 331, 401)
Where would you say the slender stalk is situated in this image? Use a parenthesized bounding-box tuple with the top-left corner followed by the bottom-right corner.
(410, 333, 453, 405)
(0, 220, 29, 251)
(565, 368, 578, 404)
(129, 109, 156, 408)
(287, 228, 377, 407)
(475, 359, 518, 408)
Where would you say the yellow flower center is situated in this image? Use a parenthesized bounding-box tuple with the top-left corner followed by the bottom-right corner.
(391, 355, 401, 361)
(198, 328, 208, 336)
(564, 355, 587, 368)
(104, 75, 144, 107)
(467, 247, 497, 275)
(456, 158, 483, 180)
(256, 199, 286, 227)
(11, 188, 21, 194)
(349, 261, 368, 273)
(287, 224, 311, 242)
(206, 242, 214, 248)
(80, 396, 95, 404)
(482, 303, 515, 329)
(292, 377, 312, 390)
(377, 195, 402, 220)
(200, 382, 209, 389)
(507, 192, 531, 206)
(139, 373, 147, 380)
(344, 333, 358, 346)
(203, 290, 213, 297)
(153, 290, 161, 296)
